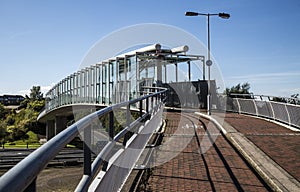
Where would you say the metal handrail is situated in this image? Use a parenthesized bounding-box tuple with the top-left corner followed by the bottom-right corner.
(226, 93, 300, 105)
(0, 87, 167, 192)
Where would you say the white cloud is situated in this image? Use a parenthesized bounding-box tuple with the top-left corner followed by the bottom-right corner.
(17, 83, 55, 97)
(40, 84, 54, 94)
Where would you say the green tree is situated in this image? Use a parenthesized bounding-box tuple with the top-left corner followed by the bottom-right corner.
(27, 100, 45, 112)
(225, 82, 251, 97)
(6, 125, 27, 141)
(0, 121, 8, 142)
(0, 103, 8, 119)
(271, 97, 287, 103)
(271, 94, 300, 104)
(290, 94, 299, 104)
(5, 114, 15, 126)
(0, 86, 46, 142)
(30, 86, 43, 100)
(25, 131, 39, 144)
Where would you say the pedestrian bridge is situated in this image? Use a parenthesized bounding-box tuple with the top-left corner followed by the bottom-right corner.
(0, 43, 300, 192)
(37, 43, 211, 140)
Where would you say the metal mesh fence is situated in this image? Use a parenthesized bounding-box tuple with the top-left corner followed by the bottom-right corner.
(238, 99, 257, 115)
(286, 104, 300, 127)
(269, 102, 290, 124)
(255, 100, 273, 118)
(219, 96, 300, 129)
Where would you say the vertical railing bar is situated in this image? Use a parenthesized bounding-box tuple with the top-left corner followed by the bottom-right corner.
(151, 96, 154, 113)
(146, 97, 149, 114)
(253, 100, 258, 116)
(127, 103, 130, 130)
(109, 111, 114, 140)
(139, 100, 143, 118)
(236, 98, 241, 114)
(102, 112, 115, 172)
(284, 104, 291, 126)
(84, 125, 92, 176)
(24, 178, 37, 192)
(123, 104, 131, 146)
(268, 101, 276, 120)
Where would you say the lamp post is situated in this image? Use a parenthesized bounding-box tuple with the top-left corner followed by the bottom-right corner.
(185, 12, 230, 115)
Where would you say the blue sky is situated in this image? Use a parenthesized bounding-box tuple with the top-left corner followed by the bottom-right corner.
(0, 0, 299, 97)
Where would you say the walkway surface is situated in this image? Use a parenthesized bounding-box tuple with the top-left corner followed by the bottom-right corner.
(212, 112, 300, 192)
(145, 111, 271, 192)
(223, 113, 300, 182)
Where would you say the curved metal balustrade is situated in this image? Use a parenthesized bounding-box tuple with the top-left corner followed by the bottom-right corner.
(218, 95, 300, 129)
(0, 88, 167, 192)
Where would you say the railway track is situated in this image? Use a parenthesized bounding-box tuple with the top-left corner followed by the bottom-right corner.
(0, 148, 88, 170)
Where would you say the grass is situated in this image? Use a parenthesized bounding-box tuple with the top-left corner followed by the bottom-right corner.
(1, 140, 77, 149)
(1, 142, 41, 149)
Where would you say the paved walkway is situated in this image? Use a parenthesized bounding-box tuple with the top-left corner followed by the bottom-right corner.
(225, 113, 300, 181)
(223, 113, 300, 182)
(201, 112, 300, 191)
(145, 112, 271, 191)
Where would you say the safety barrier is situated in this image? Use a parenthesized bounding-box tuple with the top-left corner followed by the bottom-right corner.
(0, 87, 167, 192)
(219, 95, 300, 129)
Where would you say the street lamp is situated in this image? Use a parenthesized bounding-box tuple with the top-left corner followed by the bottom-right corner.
(185, 11, 230, 115)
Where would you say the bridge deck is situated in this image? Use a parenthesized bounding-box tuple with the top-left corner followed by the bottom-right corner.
(145, 112, 271, 191)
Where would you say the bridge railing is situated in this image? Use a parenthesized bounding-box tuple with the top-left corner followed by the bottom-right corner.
(0, 87, 167, 192)
(218, 94, 300, 129)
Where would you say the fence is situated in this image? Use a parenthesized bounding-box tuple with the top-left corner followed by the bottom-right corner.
(219, 95, 300, 129)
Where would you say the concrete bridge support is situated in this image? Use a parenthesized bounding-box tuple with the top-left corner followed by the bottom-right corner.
(46, 116, 68, 140)
(46, 120, 55, 140)
(55, 116, 67, 135)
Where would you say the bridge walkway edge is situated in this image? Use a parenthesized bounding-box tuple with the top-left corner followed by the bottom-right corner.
(195, 112, 300, 192)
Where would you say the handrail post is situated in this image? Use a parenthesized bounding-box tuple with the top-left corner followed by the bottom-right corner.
(146, 97, 149, 114)
(139, 100, 143, 118)
(151, 96, 154, 112)
(101, 111, 115, 171)
(84, 125, 92, 176)
(109, 111, 114, 140)
(146, 97, 150, 120)
(123, 104, 131, 146)
(24, 178, 36, 192)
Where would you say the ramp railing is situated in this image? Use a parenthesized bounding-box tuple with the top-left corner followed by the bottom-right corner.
(0, 87, 167, 192)
(218, 94, 300, 129)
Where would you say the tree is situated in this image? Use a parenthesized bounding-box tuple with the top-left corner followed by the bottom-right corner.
(271, 97, 287, 103)
(0, 121, 8, 142)
(224, 82, 252, 98)
(291, 94, 300, 105)
(0, 103, 8, 119)
(30, 86, 43, 100)
(271, 94, 300, 104)
(27, 100, 45, 112)
(0, 86, 46, 143)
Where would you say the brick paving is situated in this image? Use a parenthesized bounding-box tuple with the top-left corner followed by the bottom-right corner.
(145, 112, 270, 191)
(224, 113, 300, 181)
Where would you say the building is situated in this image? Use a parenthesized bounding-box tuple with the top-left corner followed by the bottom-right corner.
(0, 95, 25, 106)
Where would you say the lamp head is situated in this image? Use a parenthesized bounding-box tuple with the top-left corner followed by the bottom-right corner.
(185, 12, 199, 16)
(219, 13, 230, 19)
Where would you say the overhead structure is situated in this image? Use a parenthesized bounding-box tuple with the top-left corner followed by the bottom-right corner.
(44, 43, 204, 112)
